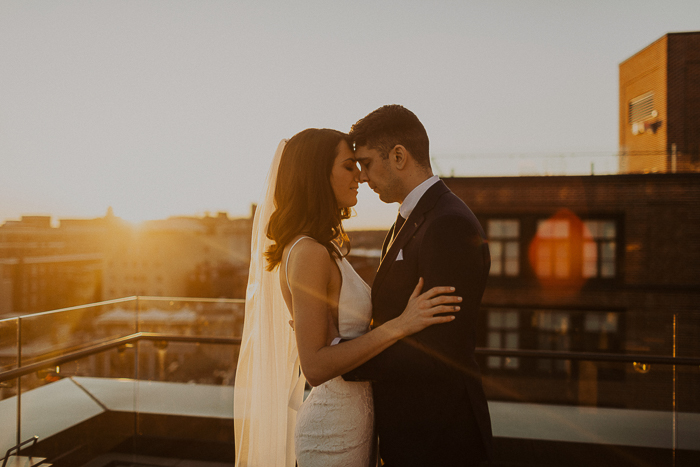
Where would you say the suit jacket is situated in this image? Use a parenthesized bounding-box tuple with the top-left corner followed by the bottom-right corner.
(344, 181, 493, 466)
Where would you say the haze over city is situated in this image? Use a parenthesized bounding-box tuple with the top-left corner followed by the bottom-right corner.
(1, 0, 698, 229)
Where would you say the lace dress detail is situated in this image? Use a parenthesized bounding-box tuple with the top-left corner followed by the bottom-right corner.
(288, 239, 375, 467)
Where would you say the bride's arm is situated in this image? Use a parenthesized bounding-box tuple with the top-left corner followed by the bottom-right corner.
(289, 241, 459, 387)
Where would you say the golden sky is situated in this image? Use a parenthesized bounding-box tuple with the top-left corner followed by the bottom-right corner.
(1, 1, 698, 229)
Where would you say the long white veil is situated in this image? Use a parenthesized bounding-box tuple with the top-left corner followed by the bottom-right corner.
(234, 139, 305, 467)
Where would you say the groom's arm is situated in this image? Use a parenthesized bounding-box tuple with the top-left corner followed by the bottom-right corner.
(343, 215, 489, 383)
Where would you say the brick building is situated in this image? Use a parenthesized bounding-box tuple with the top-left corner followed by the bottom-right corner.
(442, 173, 699, 410)
(619, 31, 700, 173)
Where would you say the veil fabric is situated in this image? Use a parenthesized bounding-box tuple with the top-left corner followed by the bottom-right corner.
(234, 139, 306, 467)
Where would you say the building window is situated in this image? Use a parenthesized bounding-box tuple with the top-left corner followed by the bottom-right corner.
(583, 221, 616, 278)
(628, 92, 654, 123)
(486, 309, 520, 370)
(534, 217, 617, 280)
(488, 220, 520, 277)
(535, 219, 571, 278)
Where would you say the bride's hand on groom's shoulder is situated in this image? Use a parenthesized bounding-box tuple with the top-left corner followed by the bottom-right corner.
(390, 277, 462, 339)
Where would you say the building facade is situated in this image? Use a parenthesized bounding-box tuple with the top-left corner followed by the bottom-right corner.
(443, 173, 699, 411)
(619, 32, 700, 173)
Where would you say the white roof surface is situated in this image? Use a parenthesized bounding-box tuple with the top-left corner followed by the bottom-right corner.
(1, 377, 698, 456)
(0, 376, 233, 455)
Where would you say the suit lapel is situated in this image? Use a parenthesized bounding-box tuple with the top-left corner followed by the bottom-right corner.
(372, 181, 450, 294)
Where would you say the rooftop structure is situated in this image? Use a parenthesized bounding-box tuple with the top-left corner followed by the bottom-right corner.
(619, 31, 700, 173)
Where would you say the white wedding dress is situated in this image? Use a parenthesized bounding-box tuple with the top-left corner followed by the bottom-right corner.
(286, 237, 376, 467)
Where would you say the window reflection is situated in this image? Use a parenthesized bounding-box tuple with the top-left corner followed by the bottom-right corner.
(535, 219, 571, 278)
(480, 308, 624, 381)
(532, 217, 617, 281)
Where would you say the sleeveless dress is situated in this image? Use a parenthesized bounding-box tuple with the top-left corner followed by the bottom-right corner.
(285, 237, 375, 467)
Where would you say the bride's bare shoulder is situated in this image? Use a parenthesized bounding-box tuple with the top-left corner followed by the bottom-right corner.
(284, 236, 332, 284)
(285, 235, 327, 264)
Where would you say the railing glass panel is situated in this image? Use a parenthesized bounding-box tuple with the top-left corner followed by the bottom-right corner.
(0, 318, 19, 455)
(18, 299, 138, 367)
(0, 317, 18, 395)
(132, 340, 236, 458)
(2, 298, 242, 465)
(134, 297, 244, 338)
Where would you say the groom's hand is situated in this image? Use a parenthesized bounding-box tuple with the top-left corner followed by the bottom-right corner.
(326, 311, 340, 346)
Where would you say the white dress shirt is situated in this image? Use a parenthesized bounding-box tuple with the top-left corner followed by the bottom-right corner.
(399, 175, 440, 220)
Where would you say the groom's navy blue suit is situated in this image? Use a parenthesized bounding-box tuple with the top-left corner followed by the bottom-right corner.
(344, 180, 492, 466)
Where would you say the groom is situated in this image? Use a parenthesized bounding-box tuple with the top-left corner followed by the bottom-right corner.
(343, 105, 493, 466)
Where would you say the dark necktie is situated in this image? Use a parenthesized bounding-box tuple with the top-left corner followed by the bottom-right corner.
(392, 213, 406, 243)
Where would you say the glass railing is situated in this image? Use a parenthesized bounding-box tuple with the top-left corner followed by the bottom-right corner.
(0, 299, 698, 466)
(476, 308, 698, 409)
(0, 297, 243, 466)
(0, 315, 19, 454)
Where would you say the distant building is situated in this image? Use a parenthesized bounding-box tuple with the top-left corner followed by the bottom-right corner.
(3, 254, 102, 315)
(101, 212, 252, 300)
(0, 215, 106, 315)
(0, 210, 254, 316)
(619, 31, 700, 173)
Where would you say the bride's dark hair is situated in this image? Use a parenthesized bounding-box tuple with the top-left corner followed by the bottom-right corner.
(265, 128, 352, 271)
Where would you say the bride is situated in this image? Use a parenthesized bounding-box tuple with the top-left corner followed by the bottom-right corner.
(234, 129, 461, 466)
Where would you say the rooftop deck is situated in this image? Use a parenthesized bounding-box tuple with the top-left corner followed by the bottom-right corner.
(1, 297, 699, 466)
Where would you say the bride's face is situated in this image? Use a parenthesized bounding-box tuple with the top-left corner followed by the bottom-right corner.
(330, 140, 360, 208)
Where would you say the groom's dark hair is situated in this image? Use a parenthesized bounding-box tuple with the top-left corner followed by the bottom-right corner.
(349, 104, 430, 168)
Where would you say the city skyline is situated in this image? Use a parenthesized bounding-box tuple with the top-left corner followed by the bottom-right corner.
(1, 1, 699, 229)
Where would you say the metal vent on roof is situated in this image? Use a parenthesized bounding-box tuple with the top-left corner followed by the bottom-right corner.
(628, 92, 655, 123)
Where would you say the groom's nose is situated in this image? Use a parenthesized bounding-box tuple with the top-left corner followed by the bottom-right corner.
(359, 169, 369, 183)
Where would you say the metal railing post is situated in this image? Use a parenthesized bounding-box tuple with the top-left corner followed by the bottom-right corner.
(134, 296, 141, 442)
(16, 317, 21, 448)
(672, 313, 677, 467)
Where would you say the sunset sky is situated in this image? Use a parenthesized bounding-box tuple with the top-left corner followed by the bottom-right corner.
(1, 1, 698, 229)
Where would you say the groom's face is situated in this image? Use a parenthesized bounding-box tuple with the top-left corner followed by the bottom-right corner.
(355, 145, 403, 204)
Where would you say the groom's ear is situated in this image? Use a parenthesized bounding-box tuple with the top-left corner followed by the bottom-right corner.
(390, 145, 408, 170)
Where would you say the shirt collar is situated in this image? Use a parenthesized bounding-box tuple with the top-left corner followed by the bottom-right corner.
(399, 175, 440, 220)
